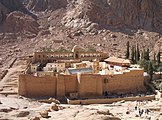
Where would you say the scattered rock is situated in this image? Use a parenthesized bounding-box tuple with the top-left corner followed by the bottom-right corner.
(39, 110, 50, 118)
(39, 98, 60, 104)
(97, 110, 113, 116)
(0, 108, 12, 113)
(16, 111, 30, 117)
(30, 116, 40, 120)
(14, 48, 21, 52)
(73, 30, 83, 36)
(149, 107, 161, 112)
(0, 88, 3, 91)
(97, 44, 101, 47)
(38, 30, 51, 36)
(110, 34, 117, 38)
(50, 102, 59, 111)
(18, 96, 24, 99)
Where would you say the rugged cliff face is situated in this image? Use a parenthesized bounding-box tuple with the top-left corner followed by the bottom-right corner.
(109, 0, 162, 31)
(0, 0, 162, 33)
(63, 0, 162, 32)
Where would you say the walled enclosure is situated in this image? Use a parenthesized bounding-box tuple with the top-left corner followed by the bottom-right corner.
(19, 69, 145, 98)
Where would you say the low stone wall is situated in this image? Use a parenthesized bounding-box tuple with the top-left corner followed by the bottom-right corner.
(68, 95, 155, 105)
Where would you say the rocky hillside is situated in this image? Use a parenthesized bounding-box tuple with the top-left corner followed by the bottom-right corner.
(0, 0, 162, 70)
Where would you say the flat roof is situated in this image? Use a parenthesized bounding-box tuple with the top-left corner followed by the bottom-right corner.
(67, 68, 93, 74)
(105, 57, 131, 64)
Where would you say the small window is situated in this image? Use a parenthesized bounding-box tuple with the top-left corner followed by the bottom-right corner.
(103, 78, 108, 83)
(38, 55, 41, 58)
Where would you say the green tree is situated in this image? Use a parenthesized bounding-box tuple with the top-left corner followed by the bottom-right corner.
(146, 48, 150, 60)
(141, 49, 144, 60)
(134, 47, 137, 64)
(143, 48, 150, 61)
(157, 51, 161, 65)
(131, 46, 135, 63)
(125, 41, 130, 59)
(136, 44, 140, 62)
(153, 52, 156, 62)
(147, 61, 154, 81)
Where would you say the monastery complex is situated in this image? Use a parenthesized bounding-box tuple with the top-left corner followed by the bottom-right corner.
(19, 46, 146, 99)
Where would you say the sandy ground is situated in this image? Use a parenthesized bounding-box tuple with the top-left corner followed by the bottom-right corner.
(0, 95, 161, 120)
(0, 59, 162, 120)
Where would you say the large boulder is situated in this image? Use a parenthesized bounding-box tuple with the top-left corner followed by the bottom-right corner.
(50, 102, 59, 111)
(16, 111, 30, 117)
(39, 110, 49, 118)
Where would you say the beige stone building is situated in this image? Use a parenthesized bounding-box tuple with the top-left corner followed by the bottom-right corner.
(30, 46, 108, 64)
(105, 57, 131, 67)
(73, 63, 87, 69)
(43, 63, 66, 72)
(30, 63, 40, 73)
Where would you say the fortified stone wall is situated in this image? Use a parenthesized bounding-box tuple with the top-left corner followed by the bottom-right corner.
(102, 70, 145, 94)
(19, 69, 145, 97)
(79, 74, 103, 97)
(63, 75, 78, 96)
(19, 74, 57, 97)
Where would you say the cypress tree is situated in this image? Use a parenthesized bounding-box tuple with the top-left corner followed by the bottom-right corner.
(136, 44, 140, 61)
(147, 61, 154, 81)
(143, 49, 147, 60)
(153, 52, 156, 62)
(141, 49, 144, 60)
(125, 41, 130, 59)
(146, 48, 150, 61)
(157, 51, 161, 65)
(131, 46, 135, 63)
(134, 46, 137, 63)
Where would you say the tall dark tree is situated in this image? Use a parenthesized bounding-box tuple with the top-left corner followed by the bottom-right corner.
(125, 41, 130, 59)
(157, 51, 161, 65)
(134, 46, 137, 63)
(131, 46, 135, 63)
(141, 49, 144, 60)
(153, 52, 156, 62)
(144, 48, 150, 61)
(146, 48, 150, 60)
(147, 61, 154, 81)
(136, 44, 140, 62)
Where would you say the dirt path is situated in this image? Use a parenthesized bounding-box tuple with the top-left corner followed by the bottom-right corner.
(0, 59, 26, 94)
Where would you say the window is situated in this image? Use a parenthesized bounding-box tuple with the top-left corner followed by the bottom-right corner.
(103, 78, 108, 83)
(38, 55, 41, 58)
